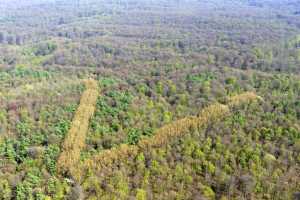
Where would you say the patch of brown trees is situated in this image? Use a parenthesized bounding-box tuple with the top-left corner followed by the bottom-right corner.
(57, 79, 99, 177)
(72, 92, 262, 182)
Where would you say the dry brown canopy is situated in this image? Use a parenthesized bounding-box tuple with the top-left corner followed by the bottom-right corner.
(57, 79, 99, 177)
(73, 92, 261, 182)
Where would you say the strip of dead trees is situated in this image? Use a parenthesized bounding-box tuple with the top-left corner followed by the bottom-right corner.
(57, 79, 99, 177)
(72, 92, 262, 182)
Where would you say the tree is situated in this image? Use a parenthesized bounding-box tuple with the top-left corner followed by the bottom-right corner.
(0, 32, 4, 43)
(136, 189, 147, 200)
(0, 179, 12, 200)
(6, 36, 14, 45)
(16, 35, 22, 45)
(68, 185, 84, 200)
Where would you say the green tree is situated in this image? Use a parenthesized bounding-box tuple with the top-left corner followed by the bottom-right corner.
(136, 189, 147, 200)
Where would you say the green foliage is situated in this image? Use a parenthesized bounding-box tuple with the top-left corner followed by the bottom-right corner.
(16, 170, 41, 200)
(53, 120, 70, 138)
(136, 189, 147, 200)
(200, 184, 215, 200)
(225, 77, 237, 85)
(16, 182, 33, 200)
(99, 77, 118, 87)
(1, 139, 17, 162)
(1, 137, 30, 163)
(47, 178, 70, 199)
(253, 47, 264, 59)
(1, 0, 300, 199)
(6, 67, 51, 79)
(44, 145, 60, 175)
(33, 42, 57, 56)
(186, 71, 215, 83)
(127, 129, 142, 145)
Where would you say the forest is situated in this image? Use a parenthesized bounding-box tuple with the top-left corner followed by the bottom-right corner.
(0, 0, 300, 199)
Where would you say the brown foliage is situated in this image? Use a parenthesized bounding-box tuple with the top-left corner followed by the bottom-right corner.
(74, 103, 230, 181)
(57, 79, 99, 177)
(73, 92, 262, 182)
(228, 92, 263, 107)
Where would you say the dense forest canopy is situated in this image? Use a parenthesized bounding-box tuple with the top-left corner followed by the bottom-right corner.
(0, 0, 299, 199)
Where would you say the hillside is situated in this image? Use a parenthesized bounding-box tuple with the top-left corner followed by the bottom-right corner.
(0, 0, 300, 199)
